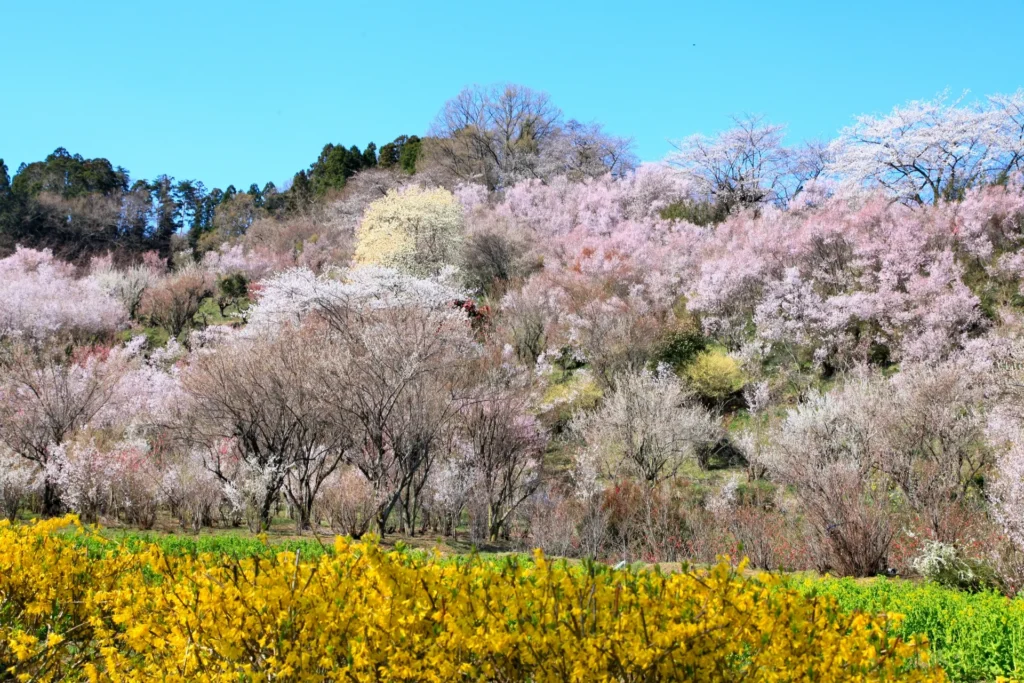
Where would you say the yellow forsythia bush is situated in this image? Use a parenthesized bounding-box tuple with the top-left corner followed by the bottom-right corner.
(685, 347, 747, 401)
(0, 516, 945, 682)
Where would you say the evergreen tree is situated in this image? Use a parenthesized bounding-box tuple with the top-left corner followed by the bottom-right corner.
(362, 142, 378, 168)
(288, 170, 313, 211)
(150, 175, 182, 256)
(399, 135, 422, 174)
(249, 183, 264, 207)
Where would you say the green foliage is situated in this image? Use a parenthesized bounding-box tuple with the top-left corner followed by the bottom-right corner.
(68, 528, 334, 560)
(802, 576, 1024, 682)
(538, 369, 603, 433)
(379, 135, 422, 174)
(399, 136, 422, 173)
(215, 273, 249, 317)
(651, 325, 708, 372)
(660, 198, 731, 226)
(10, 147, 128, 198)
(733, 478, 778, 506)
(117, 325, 170, 349)
(308, 141, 377, 195)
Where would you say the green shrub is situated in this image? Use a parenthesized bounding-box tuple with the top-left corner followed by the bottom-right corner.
(651, 326, 707, 372)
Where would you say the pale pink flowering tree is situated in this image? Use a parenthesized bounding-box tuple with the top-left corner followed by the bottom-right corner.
(202, 242, 290, 282)
(990, 413, 1024, 554)
(313, 466, 379, 537)
(160, 448, 225, 532)
(460, 372, 548, 541)
(666, 115, 794, 210)
(685, 193, 996, 365)
(421, 444, 477, 538)
(47, 437, 163, 527)
(0, 247, 126, 341)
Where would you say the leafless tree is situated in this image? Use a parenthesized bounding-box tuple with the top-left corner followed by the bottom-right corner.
(181, 326, 347, 531)
(0, 346, 122, 515)
(462, 373, 548, 541)
(428, 84, 636, 189)
(139, 265, 214, 337)
(314, 295, 478, 536)
(428, 83, 563, 190)
(541, 119, 637, 180)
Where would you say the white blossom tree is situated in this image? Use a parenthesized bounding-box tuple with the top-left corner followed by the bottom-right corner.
(666, 115, 794, 211)
(829, 90, 1024, 204)
(572, 368, 719, 486)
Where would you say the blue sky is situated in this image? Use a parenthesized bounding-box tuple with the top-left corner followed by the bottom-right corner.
(2, 0, 1022, 191)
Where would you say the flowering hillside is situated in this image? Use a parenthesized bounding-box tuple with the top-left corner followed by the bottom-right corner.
(3, 83, 1024, 680)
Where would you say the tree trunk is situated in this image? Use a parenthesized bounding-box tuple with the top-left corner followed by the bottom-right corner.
(42, 478, 62, 518)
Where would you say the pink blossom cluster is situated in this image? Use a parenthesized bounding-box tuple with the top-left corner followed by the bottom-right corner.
(0, 247, 127, 340)
(686, 186, 1024, 363)
(201, 242, 292, 282)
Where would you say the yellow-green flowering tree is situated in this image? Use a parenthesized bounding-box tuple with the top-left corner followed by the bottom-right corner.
(354, 186, 464, 276)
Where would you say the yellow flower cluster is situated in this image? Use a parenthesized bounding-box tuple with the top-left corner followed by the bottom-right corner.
(0, 517, 945, 682)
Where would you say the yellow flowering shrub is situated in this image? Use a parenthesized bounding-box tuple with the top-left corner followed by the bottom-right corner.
(685, 347, 747, 401)
(0, 516, 945, 682)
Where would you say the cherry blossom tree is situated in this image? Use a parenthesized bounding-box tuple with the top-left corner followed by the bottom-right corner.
(47, 436, 162, 527)
(0, 345, 124, 515)
(0, 247, 126, 341)
(684, 192, 997, 366)
(666, 115, 794, 211)
(0, 446, 40, 520)
(829, 91, 1024, 204)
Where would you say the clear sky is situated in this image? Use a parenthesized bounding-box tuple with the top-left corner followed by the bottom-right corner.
(2, 0, 1022, 191)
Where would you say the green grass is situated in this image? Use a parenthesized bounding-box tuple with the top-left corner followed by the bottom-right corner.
(799, 575, 1024, 682)
(62, 527, 335, 560)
